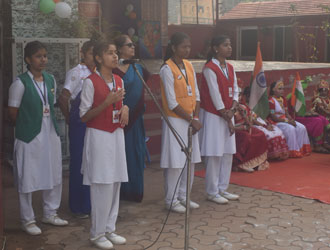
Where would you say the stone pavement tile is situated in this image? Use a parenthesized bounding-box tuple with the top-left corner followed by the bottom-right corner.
(62, 236, 89, 250)
(222, 219, 252, 233)
(205, 211, 234, 220)
(212, 240, 250, 250)
(292, 230, 326, 242)
(268, 218, 300, 229)
(244, 218, 270, 230)
(164, 235, 199, 249)
(265, 245, 302, 250)
(267, 226, 302, 246)
(318, 236, 330, 246)
(233, 202, 259, 210)
(136, 238, 172, 250)
(200, 217, 231, 227)
(243, 225, 277, 240)
(145, 231, 177, 241)
(241, 238, 276, 249)
(216, 231, 251, 243)
(196, 225, 228, 235)
(271, 204, 302, 213)
(292, 240, 330, 250)
(247, 211, 279, 221)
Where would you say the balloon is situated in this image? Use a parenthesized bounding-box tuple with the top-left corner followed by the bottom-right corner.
(55, 2, 72, 18)
(129, 11, 137, 20)
(127, 27, 135, 37)
(53, 0, 61, 3)
(126, 4, 134, 12)
(39, 0, 55, 14)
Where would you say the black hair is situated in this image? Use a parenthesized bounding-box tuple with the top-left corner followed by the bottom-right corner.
(206, 35, 230, 62)
(269, 81, 277, 96)
(93, 40, 116, 71)
(243, 86, 251, 98)
(163, 32, 190, 62)
(114, 35, 130, 50)
(81, 40, 96, 63)
(24, 41, 47, 70)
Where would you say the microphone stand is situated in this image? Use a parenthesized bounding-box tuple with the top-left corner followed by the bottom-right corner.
(131, 63, 193, 250)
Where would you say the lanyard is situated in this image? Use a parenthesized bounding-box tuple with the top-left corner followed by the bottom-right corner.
(33, 79, 48, 105)
(173, 59, 189, 86)
(219, 62, 229, 80)
(100, 73, 117, 109)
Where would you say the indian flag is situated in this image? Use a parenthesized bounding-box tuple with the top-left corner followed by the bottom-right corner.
(249, 42, 269, 119)
(290, 72, 306, 116)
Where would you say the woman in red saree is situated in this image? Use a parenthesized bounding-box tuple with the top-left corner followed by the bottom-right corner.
(233, 91, 269, 172)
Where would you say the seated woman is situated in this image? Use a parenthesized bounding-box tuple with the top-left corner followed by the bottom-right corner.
(268, 81, 311, 158)
(233, 88, 269, 172)
(288, 78, 330, 153)
(243, 87, 289, 160)
(312, 79, 330, 121)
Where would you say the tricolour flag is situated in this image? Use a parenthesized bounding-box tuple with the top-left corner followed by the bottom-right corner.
(248, 42, 269, 119)
(290, 72, 306, 116)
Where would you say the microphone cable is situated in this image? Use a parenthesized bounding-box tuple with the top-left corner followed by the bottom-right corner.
(144, 158, 188, 250)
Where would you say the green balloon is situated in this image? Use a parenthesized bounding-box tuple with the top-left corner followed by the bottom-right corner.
(39, 0, 55, 14)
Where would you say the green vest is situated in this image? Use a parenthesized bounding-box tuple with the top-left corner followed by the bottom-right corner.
(15, 71, 59, 143)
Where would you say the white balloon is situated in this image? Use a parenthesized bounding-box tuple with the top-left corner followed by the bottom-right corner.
(126, 4, 134, 12)
(55, 2, 72, 18)
(127, 27, 135, 36)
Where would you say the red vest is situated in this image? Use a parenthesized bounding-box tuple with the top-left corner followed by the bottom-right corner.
(86, 72, 123, 133)
(200, 60, 234, 116)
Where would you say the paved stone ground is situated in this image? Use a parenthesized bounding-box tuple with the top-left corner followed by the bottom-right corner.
(3, 162, 330, 250)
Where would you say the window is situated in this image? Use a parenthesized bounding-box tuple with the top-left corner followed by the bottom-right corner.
(168, 0, 215, 25)
(274, 26, 294, 61)
(239, 27, 258, 60)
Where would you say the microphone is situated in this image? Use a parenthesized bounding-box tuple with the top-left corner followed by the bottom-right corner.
(118, 58, 139, 65)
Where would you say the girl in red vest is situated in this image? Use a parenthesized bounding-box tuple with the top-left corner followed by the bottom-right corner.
(160, 32, 202, 213)
(8, 41, 68, 235)
(79, 40, 129, 250)
(199, 35, 240, 204)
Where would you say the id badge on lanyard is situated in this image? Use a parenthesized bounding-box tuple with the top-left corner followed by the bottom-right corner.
(43, 104, 50, 117)
(187, 85, 193, 96)
(229, 87, 233, 98)
(112, 84, 121, 124)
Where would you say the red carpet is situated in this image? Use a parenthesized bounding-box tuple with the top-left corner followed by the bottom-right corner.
(195, 153, 330, 204)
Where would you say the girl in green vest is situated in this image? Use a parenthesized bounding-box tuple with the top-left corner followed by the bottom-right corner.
(8, 41, 68, 235)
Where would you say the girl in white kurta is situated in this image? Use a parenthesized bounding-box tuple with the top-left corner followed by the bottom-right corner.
(79, 41, 129, 250)
(268, 81, 311, 158)
(199, 35, 240, 204)
(160, 32, 202, 214)
(8, 41, 68, 236)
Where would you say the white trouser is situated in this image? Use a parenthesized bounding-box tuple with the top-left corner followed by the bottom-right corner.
(19, 183, 62, 224)
(205, 154, 233, 196)
(90, 183, 120, 239)
(164, 164, 195, 206)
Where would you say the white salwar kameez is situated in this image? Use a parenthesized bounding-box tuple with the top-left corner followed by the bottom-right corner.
(8, 71, 62, 224)
(160, 63, 201, 206)
(80, 73, 128, 240)
(199, 59, 238, 196)
(270, 97, 310, 155)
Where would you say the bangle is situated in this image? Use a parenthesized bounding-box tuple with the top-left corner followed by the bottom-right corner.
(193, 116, 199, 120)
